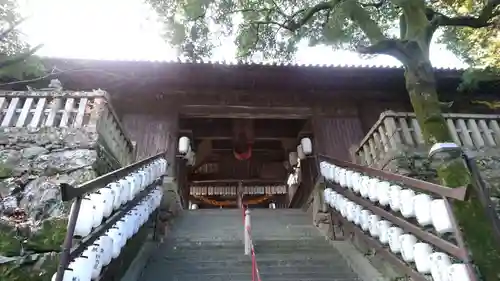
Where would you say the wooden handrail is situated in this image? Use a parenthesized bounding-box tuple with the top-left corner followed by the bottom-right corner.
(318, 154, 468, 200)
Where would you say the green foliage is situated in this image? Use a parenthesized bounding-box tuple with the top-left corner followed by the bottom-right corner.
(435, 0, 500, 91)
(0, 0, 44, 79)
(148, 0, 404, 61)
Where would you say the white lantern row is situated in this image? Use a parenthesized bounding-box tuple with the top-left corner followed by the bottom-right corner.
(319, 161, 454, 235)
(189, 185, 287, 196)
(70, 158, 168, 238)
(53, 186, 164, 281)
(323, 188, 470, 281)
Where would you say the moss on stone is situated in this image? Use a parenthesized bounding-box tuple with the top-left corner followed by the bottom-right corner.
(0, 163, 13, 178)
(0, 224, 22, 256)
(25, 217, 67, 252)
(0, 252, 59, 281)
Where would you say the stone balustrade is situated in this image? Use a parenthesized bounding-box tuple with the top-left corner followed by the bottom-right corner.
(0, 90, 134, 166)
(353, 110, 500, 166)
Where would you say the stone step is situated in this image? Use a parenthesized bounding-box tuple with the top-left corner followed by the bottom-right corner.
(138, 209, 361, 281)
(143, 272, 360, 281)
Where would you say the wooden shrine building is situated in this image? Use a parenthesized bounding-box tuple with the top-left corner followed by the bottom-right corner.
(6, 58, 500, 209)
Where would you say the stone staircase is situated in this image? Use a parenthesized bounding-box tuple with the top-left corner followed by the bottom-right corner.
(139, 209, 361, 281)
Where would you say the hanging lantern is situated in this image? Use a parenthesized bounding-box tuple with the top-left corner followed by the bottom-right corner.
(300, 137, 313, 155)
(289, 152, 298, 166)
(297, 145, 306, 160)
(178, 136, 190, 154)
(234, 144, 252, 160)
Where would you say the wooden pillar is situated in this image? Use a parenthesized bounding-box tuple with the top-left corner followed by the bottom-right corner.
(177, 157, 189, 209)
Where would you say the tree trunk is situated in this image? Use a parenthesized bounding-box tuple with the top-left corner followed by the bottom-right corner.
(405, 62, 500, 280)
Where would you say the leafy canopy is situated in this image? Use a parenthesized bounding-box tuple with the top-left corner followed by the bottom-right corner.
(0, 0, 44, 79)
(147, 0, 499, 65)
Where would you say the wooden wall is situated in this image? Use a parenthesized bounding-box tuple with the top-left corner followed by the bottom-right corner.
(313, 116, 365, 161)
(357, 101, 412, 134)
(121, 112, 179, 167)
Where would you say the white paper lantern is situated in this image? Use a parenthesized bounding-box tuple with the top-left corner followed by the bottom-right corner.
(69, 198, 94, 237)
(297, 144, 306, 160)
(87, 193, 104, 228)
(377, 220, 391, 244)
(400, 189, 416, 218)
(51, 269, 81, 281)
(335, 195, 344, 211)
(72, 257, 92, 281)
(414, 242, 433, 273)
(178, 136, 190, 154)
(368, 214, 381, 237)
(334, 166, 341, 183)
(98, 235, 113, 266)
(340, 198, 349, 217)
(387, 227, 404, 253)
(446, 264, 473, 281)
(414, 194, 433, 226)
(431, 199, 454, 234)
(353, 205, 363, 225)
(300, 137, 313, 155)
(346, 201, 356, 222)
(126, 175, 138, 199)
(328, 164, 336, 181)
(429, 252, 452, 281)
(329, 191, 339, 209)
(360, 210, 372, 231)
(108, 182, 122, 210)
(118, 179, 130, 205)
(359, 176, 370, 198)
(106, 227, 122, 259)
(338, 169, 347, 187)
(320, 161, 328, 178)
(289, 152, 299, 166)
(368, 178, 380, 202)
(89, 242, 103, 279)
(376, 181, 391, 206)
(388, 185, 402, 211)
(345, 170, 354, 189)
(351, 172, 362, 193)
(323, 188, 333, 205)
(99, 187, 114, 218)
(399, 234, 418, 262)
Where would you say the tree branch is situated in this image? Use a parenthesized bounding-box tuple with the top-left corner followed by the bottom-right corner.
(284, 2, 336, 31)
(341, 0, 386, 42)
(433, 0, 500, 28)
(357, 39, 411, 63)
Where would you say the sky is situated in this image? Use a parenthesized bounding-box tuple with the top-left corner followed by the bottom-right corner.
(18, 0, 468, 68)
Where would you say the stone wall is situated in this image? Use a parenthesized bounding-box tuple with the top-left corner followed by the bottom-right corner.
(381, 147, 500, 217)
(0, 127, 120, 281)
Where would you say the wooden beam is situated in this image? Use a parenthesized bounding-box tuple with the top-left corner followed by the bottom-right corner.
(181, 105, 312, 119)
(190, 127, 299, 140)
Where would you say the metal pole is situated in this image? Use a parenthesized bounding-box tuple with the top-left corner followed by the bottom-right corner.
(54, 195, 82, 281)
(244, 209, 251, 255)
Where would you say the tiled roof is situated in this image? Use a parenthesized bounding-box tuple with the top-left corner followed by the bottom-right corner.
(39, 56, 467, 71)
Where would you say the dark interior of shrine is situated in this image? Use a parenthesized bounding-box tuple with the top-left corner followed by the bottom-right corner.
(179, 117, 311, 209)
